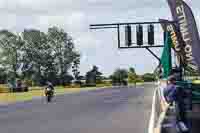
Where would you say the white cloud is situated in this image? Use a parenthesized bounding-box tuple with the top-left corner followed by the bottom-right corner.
(66, 12, 89, 33)
(0, 0, 199, 76)
(0, 13, 17, 30)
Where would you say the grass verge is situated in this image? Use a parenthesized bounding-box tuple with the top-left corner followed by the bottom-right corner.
(0, 82, 144, 104)
(0, 86, 105, 104)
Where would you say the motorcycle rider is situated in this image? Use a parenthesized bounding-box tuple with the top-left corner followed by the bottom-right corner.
(45, 81, 55, 97)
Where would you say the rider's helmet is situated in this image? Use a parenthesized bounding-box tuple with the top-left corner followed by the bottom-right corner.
(46, 81, 53, 88)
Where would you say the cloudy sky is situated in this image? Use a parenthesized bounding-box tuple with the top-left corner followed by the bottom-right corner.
(0, 0, 199, 76)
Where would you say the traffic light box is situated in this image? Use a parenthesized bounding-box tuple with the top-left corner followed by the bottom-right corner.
(125, 24, 156, 47)
(136, 25, 143, 46)
(148, 24, 154, 45)
(125, 25, 132, 47)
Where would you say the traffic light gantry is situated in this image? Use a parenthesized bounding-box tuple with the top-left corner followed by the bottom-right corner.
(90, 21, 176, 63)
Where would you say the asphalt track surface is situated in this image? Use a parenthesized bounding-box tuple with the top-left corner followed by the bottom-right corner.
(0, 83, 155, 133)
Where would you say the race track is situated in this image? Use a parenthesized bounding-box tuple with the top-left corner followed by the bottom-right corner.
(0, 83, 155, 133)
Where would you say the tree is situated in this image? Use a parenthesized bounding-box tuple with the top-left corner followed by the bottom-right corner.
(85, 65, 103, 85)
(21, 27, 79, 85)
(0, 27, 80, 86)
(47, 26, 79, 85)
(142, 73, 156, 82)
(0, 67, 8, 84)
(129, 67, 136, 75)
(22, 29, 54, 85)
(92, 66, 103, 84)
(0, 30, 24, 80)
(72, 53, 81, 82)
(128, 67, 137, 84)
(111, 68, 128, 85)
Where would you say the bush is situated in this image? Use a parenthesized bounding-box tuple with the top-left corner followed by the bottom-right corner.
(0, 84, 9, 93)
(80, 83, 96, 88)
(65, 84, 81, 88)
(95, 84, 105, 87)
(24, 79, 34, 87)
(135, 78, 144, 83)
(85, 84, 96, 87)
(97, 80, 112, 87)
(142, 73, 156, 82)
(112, 82, 121, 86)
(96, 83, 112, 87)
(23, 86, 29, 92)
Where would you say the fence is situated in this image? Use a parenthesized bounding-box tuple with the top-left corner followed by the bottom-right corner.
(148, 80, 170, 133)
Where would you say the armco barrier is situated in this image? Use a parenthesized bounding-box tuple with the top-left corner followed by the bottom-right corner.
(148, 80, 170, 133)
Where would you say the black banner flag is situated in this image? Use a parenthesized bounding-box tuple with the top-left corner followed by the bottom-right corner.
(167, 0, 200, 72)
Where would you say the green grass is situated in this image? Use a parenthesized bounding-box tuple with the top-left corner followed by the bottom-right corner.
(0, 82, 145, 104)
(128, 82, 144, 86)
(0, 90, 44, 104)
(193, 80, 200, 84)
(0, 87, 67, 104)
(0, 86, 109, 104)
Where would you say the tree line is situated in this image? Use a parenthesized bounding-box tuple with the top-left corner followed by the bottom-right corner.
(110, 67, 156, 85)
(84, 66, 156, 86)
(0, 26, 80, 86)
(0, 25, 156, 87)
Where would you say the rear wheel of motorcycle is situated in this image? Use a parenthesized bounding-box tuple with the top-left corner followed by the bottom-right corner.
(47, 95, 51, 102)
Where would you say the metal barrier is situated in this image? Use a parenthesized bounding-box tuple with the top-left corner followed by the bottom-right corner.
(148, 81, 170, 133)
(149, 80, 200, 133)
(148, 90, 158, 133)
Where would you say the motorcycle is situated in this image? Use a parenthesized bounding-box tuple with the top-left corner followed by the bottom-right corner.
(45, 87, 54, 102)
